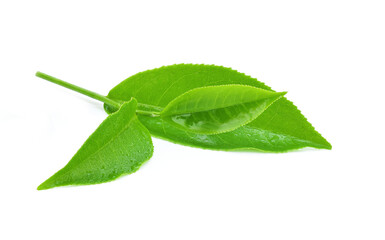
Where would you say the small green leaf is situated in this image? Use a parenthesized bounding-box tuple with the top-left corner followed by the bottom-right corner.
(105, 64, 331, 152)
(161, 85, 286, 134)
(37, 98, 153, 190)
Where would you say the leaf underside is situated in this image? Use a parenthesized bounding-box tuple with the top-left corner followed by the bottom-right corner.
(105, 64, 331, 152)
(161, 84, 286, 134)
(38, 99, 153, 190)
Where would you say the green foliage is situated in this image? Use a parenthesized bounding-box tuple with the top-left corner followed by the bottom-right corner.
(37, 99, 153, 190)
(160, 85, 286, 134)
(105, 64, 331, 152)
(36, 64, 331, 190)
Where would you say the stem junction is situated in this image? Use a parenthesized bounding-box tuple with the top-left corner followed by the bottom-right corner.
(35, 71, 160, 117)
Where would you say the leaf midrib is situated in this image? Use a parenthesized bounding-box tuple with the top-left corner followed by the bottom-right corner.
(163, 97, 280, 117)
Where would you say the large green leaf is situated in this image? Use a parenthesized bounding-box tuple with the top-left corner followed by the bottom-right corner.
(104, 64, 331, 152)
(161, 85, 286, 134)
(38, 98, 153, 190)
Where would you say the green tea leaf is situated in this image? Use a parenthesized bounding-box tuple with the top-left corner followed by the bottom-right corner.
(161, 85, 286, 134)
(105, 64, 331, 152)
(37, 98, 153, 190)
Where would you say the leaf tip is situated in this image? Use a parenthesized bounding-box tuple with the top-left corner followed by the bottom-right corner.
(268, 91, 287, 103)
(37, 177, 58, 191)
(274, 91, 287, 98)
(323, 141, 332, 150)
(265, 91, 287, 100)
(313, 138, 332, 150)
(37, 183, 50, 191)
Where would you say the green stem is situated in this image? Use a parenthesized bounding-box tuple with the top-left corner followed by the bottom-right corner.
(35, 71, 160, 116)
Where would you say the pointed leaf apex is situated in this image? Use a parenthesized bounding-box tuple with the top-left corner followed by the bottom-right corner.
(37, 181, 53, 191)
(276, 91, 287, 97)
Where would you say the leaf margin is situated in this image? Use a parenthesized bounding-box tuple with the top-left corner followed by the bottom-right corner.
(104, 63, 332, 152)
(37, 98, 154, 190)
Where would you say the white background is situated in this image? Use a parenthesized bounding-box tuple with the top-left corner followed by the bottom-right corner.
(1, 0, 384, 239)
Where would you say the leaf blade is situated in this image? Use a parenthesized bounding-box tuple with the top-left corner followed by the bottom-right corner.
(105, 64, 331, 152)
(38, 98, 153, 190)
(161, 85, 286, 134)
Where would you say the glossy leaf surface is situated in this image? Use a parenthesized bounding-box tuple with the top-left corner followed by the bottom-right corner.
(38, 99, 153, 190)
(105, 64, 331, 152)
(161, 85, 286, 134)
